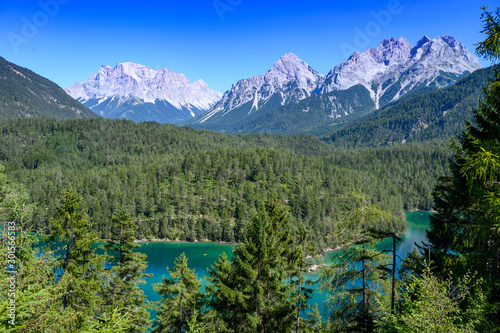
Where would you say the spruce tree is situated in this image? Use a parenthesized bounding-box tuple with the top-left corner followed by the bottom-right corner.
(205, 197, 301, 333)
(153, 252, 203, 333)
(101, 207, 150, 332)
(50, 185, 105, 330)
(427, 6, 500, 324)
(0, 167, 75, 331)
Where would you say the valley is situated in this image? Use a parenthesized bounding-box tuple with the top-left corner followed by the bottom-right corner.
(1, 6, 499, 330)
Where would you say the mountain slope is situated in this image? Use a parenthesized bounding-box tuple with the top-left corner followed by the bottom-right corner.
(66, 62, 222, 123)
(318, 36, 482, 108)
(0, 56, 97, 121)
(189, 36, 481, 135)
(191, 84, 375, 135)
(191, 53, 324, 126)
(321, 66, 494, 147)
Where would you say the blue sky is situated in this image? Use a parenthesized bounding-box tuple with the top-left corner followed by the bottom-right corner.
(1, 0, 498, 93)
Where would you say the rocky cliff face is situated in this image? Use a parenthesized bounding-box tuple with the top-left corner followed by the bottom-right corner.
(193, 36, 481, 126)
(318, 36, 482, 107)
(66, 62, 222, 123)
(196, 53, 323, 123)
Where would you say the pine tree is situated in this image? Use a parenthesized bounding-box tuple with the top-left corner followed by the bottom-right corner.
(0, 232, 76, 332)
(49, 185, 105, 330)
(101, 207, 150, 332)
(0, 167, 75, 331)
(319, 190, 393, 332)
(205, 197, 300, 333)
(153, 252, 203, 333)
(427, 6, 500, 325)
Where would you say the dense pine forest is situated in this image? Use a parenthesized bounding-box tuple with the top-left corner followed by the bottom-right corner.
(1, 6, 500, 333)
(0, 117, 451, 247)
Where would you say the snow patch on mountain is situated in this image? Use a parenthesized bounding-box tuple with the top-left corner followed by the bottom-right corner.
(197, 53, 323, 123)
(318, 36, 482, 107)
(65, 62, 222, 117)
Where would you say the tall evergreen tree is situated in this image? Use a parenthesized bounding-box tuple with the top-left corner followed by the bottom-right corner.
(319, 190, 394, 332)
(49, 185, 105, 330)
(427, 5, 500, 325)
(0, 166, 76, 331)
(205, 197, 301, 333)
(153, 252, 203, 333)
(101, 207, 150, 332)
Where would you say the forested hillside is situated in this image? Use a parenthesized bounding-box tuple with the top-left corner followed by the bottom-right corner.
(0, 118, 450, 248)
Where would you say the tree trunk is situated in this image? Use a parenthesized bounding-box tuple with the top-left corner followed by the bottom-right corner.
(296, 275, 301, 333)
(391, 234, 396, 314)
(362, 241, 367, 331)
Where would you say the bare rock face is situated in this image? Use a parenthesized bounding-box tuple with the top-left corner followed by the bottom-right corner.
(68, 36, 481, 126)
(66, 63, 222, 123)
(194, 36, 480, 126)
(196, 53, 324, 124)
(318, 36, 482, 108)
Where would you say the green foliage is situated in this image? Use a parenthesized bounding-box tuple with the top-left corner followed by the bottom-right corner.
(2, 184, 34, 243)
(0, 164, 7, 204)
(0, 118, 448, 249)
(49, 185, 106, 330)
(153, 253, 203, 333)
(88, 305, 134, 333)
(291, 224, 316, 333)
(0, 175, 153, 332)
(427, 6, 500, 329)
(382, 264, 487, 333)
(205, 198, 304, 332)
(100, 207, 151, 332)
(319, 191, 394, 332)
(0, 167, 77, 332)
(0, 232, 76, 332)
(476, 6, 500, 63)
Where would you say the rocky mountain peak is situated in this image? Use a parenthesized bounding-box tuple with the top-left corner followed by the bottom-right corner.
(65, 62, 222, 123)
(319, 35, 481, 107)
(196, 53, 324, 124)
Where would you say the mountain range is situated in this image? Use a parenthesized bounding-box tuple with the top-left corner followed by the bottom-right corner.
(63, 35, 481, 132)
(318, 36, 481, 107)
(321, 66, 494, 147)
(0, 34, 486, 144)
(188, 35, 481, 134)
(65, 62, 222, 123)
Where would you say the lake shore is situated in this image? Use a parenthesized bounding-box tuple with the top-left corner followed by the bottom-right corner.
(133, 237, 240, 246)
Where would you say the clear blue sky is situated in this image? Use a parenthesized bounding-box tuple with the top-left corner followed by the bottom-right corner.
(1, 0, 498, 93)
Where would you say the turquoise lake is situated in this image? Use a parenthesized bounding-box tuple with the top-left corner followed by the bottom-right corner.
(136, 211, 431, 315)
